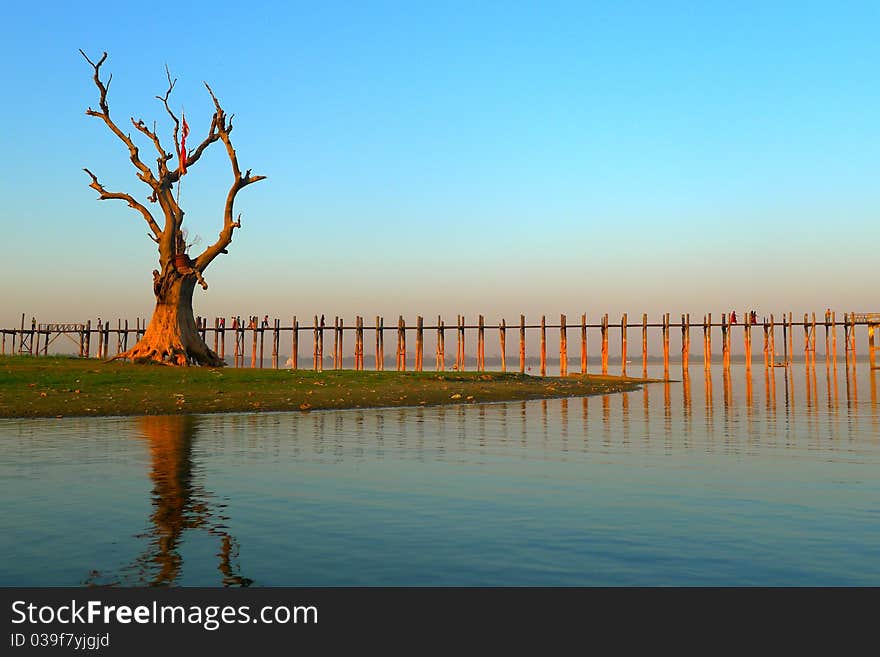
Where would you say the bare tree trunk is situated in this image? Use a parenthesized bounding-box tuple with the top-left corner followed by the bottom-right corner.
(115, 266, 222, 366)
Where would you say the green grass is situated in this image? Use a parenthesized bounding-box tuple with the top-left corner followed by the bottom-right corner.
(0, 355, 650, 418)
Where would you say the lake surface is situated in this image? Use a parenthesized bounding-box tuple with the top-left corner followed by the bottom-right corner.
(1, 361, 878, 586)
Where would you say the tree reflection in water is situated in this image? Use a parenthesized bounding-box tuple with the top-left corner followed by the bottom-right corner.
(85, 415, 251, 587)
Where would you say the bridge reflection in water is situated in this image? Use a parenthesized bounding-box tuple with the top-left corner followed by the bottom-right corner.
(76, 359, 876, 586)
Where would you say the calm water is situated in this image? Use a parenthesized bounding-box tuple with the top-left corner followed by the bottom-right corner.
(1, 361, 878, 586)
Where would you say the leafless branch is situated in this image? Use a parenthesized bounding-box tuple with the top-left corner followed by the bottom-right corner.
(79, 50, 158, 190)
(156, 65, 182, 159)
(83, 168, 163, 239)
(194, 84, 266, 271)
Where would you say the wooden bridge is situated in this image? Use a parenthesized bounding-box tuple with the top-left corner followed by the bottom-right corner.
(3, 310, 878, 374)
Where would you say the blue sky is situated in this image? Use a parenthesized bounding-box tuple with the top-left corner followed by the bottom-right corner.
(0, 1, 877, 328)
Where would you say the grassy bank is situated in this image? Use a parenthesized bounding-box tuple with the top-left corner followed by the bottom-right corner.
(0, 356, 649, 418)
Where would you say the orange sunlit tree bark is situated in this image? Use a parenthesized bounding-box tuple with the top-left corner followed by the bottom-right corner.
(81, 50, 266, 366)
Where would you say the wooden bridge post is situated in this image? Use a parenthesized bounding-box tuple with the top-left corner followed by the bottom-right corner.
(620, 313, 627, 376)
(869, 323, 876, 370)
(540, 315, 547, 377)
(377, 316, 384, 371)
(706, 313, 712, 371)
(661, 313, 669, 376)
(333, 317, 339, 369)
(478, 315, 485, 371)
(641, 313, 648, 378)
(560, 314, 568, 376)
(437, 316, 445, 371)
(850, 311, 857, 356)
(684, 314, 691, 372)
(519, 315, 526, 374)
(744, 312, 752, 370)
(252, 317, 259, 368)
(416, 316, 424, 372)
(500, 319, 507, 373)
(811, 312, 817, 364)
(580, 313, 587, 374)
(763, 317, 769, 369)
(456, 315, 464, 371)
(273, 319, 280, 368)
(312, 315, 319, 370)
(831, 311, 837, 364)
(601, 313, 609, 375)
(770, 314, 776, 365)
(397, 316, 405, 371)
(721, 313, 729, 370)
(803, 313, 810, 364)
(339, 317, 345, 369)
(787, 312, 794, 363)
(291, 316, 298, 370)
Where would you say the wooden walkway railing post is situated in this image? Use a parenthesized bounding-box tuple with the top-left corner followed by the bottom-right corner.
(601, 314, 608, 375)
(437, 315, 445, 371)
(662, 313, 670, 377)
(478, 315, 485, 371)
(312, 315, 319, 370)
(721, 313, 729, 370)
(499, 319, 506, 373)
(560, 314, 568, 376)
(540, 315, 547, 377)
(744, 312, 752, 371)
(416, 316, 424, 371)
(291, 316, 297, 370)
(580, 313, 587, 374)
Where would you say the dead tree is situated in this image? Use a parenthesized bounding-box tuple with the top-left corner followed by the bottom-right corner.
(81, 50, 265, 366)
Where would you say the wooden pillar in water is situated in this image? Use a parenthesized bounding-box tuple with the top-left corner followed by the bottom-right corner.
(803, 313, 810, 364)
(333, 317, 339, 369)
(831, 311, 837, 365)
(397, 316, 406, 371)
(787, 312, 794, 364)
(601, 313, 609, 375)
(456, 315, 465, 371)
(580, 313, 587, 374)
(291, 316, 297, 370)
(682, 313, 690, 373)
(770, 314, 777, 365)
(540, 315, 547, 377)
(519, 315, 526, 374)
(620, 313, 627, 376)
(339, 318, 345, 368)
(702, 315, 709, 371)
(811, 312, 817, 364)
(478, 315, 485, 371)
(416, 316, 424, 372)
(560, 314, 568, 376)
(721, 313, 729, 370)
(706, 313, 712, 371)
(762, 318, 769, 369)
(662, 313, 670, 377)
(744, 312, 752, 370)
(312, 316, 319, 371)
(249, 317, 257, 368)
(499, 319, 507, 373)
(869, 323, 876, 370)
(641, 313, 648, 378)
(437, 316, 445, 371)
(377, 316, 384, 371)
(850, 311, 857, 355)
